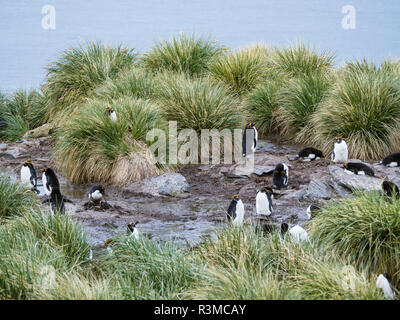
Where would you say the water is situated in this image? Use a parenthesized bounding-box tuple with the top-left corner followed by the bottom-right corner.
(0, 0, 399, 92)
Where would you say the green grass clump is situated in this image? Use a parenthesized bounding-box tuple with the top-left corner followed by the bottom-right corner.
(277, 72, 333, 142)
(54, 96, 165, 185)
(0, 90, 45, 141)
(154, 72, 241, 132)
(42, 41, 136, 124)
(311, 59, 400, 160)
(0, 175, 40, 221)
(209, 43, 273, 96)
(243, 80, 282, 136)
(272, 42, 335, 78)
(310, 191, 400, 287)
(102, 236, 198, 299)
(141, 33, 225, 76)
(91, 67, 155, 102)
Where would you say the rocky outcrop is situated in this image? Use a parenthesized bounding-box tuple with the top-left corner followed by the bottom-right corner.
(296, 177, 333, 202)
(23, 123, 54, 139)
(122, 172, 190, 198)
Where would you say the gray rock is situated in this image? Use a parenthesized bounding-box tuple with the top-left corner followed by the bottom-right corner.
(328, 165, 383, 192)
(297, 177, 333, 201)
(122, 173, 190, 198)
(22, 123, 54, 139)
(0, 144, 7, 151)
(224, 164, 274, 179)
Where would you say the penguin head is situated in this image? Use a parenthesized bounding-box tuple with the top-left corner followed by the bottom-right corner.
(105, 106, 114, 114)
(335, 137, 343, 144)
(104, 238, 113, 246)
(343, 163, 349, 169)
(264, 187, 273, 194)
(99, 185, 105, 194)
(24, 160, 33, 168)
(274, 163, 285, 174)
(127, 221, 139, 232)
(383, 273, 393, 283)
(246, 122, 256, 128)
(232, 194, 240, 202)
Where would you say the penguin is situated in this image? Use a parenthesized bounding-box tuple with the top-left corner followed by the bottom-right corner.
(295, 147, 323, 162)
(20, 160, 39, 194)
(343, 162, 375, 176)
(306, 204, 321, 220)
(376, 273, 396, 300)
(42, 168, 60, 196)
(280, 222, 289, 239)
(272, 163, 289, 189)
(127, 221, 140, 240)
(227, 194, 245, 226)
(88, 184, 105, 203)
(382, 181, 400, 200)
(256, 187, 274, 216)
(41, 168, 72, 215)
(105, 106, 117, 122)
(331, 137, 348, 163)
(242, 122, 257, 157)
(288, 225, 309, 243)
(380, 153, 400, 167)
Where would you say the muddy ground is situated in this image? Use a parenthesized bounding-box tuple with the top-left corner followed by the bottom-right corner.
(1, 136, 395, 248)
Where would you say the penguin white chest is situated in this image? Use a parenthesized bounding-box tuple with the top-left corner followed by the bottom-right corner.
(256, 192, 272, 216)
(376, 275, 395, 300)
(21, 166, 33, 187)
(252, 127, 258, 152)
(90, 190, 103, 201)
(233, 199, 245, 226)
(109, 111, 117, 122)
(131, 228, 140, 240)
(332, 142, 348, 163)
(283, 164, 289, 185)
(289, 225, 308, 243)
(42, 172, 51, 195)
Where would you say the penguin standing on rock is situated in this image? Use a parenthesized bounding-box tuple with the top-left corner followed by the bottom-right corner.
(105, 106, 117, 122)
(343, 162, 375, 176)
(88, 184, 106, 203)
(42, 168, 72, 215)
(20, 160, 39, 194)
(331, 137, 348, 163)
(227, 194, 245, 226)
(242, 122, 257, 157)
(380, 153, 400, 167)
(273, 163, 289, 189)
(295, 147, 323, 162)
(376, 273, 396, 300)
(256, 187, 274, 216)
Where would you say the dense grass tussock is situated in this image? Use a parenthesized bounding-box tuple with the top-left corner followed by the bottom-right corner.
(209, 43, 273, 96)
(42, 41, 136, 124)
(310, 191, 400, 287)
(91, 67, 155, 102)
(277, 72, 333, 142)
(272, 42, 335, 78)
(0, 209, 92, 299)
(102, 236, 198, 299)
(311, 60, 400, 160)
(54, 97, 165, 185)
(0, 90, 45, 141)
(187, 226, 381, 300)
(141, 34, 225, 76)
(0, 175, 40, 221)
(154, 72, 241, 132)
(243, 80, 282, 136)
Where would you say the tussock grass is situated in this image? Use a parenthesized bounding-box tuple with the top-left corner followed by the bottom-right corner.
(102, 236, 198, 299)
(54, 97, 165, 185)
(310, 191, 400, 287)
(311, 59, 400, 160)
(0, 175, 40, 221)
(42, 41, 136, 124)
(141, 33, 225, 76)
(0, 90, 45, 141)
(272, 42, 335, 78)
(277, 72, 333, 142)
(154, 72, 241, 131)
(209, 43, 273, 96)
(92, 67, 155, 102)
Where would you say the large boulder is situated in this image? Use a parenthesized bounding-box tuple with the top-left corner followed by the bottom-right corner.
(328, 165, 383, 192)
(122, 172, 190, 197)
(22, 123, 54, 139)
(296, 177, 333, 202)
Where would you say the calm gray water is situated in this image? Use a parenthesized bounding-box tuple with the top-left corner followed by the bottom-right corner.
(0, 0, 399, 92)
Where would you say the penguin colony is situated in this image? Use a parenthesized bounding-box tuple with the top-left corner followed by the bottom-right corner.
(16, 117, 399, 298)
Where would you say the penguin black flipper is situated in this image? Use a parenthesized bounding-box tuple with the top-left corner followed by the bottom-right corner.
(227, 200, 237, 221)
(62, 197, 74, 204)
